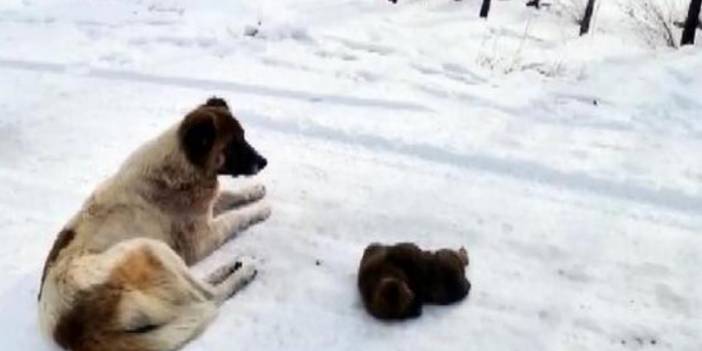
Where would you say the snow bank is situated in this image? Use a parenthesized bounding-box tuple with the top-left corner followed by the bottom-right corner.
(0, 0, 700, 350)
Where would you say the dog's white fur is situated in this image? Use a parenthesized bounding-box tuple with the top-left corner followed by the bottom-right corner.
(38, 104, 271, 351)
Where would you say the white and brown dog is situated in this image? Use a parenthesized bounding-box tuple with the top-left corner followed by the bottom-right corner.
(38, 97, 271, 351)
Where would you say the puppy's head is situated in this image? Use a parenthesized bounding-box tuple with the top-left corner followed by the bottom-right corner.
(425, 248, 471, 305)
(371, 276, 420, 320)
(178, 97, 267, 177)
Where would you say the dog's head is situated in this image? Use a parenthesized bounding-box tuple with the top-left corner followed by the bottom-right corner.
(425, 247, 471, 305)
(371, 276, 421, 320)
(359, 243, 423, 320)
(178, 97, 267, 177)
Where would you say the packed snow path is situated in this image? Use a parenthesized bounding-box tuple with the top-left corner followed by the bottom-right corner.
(0, 0, 700, 350)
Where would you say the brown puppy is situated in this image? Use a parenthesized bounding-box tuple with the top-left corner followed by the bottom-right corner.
(358, 243, 470, 320)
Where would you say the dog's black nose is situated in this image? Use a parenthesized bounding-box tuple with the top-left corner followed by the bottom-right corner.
(259, 157, 268, 170)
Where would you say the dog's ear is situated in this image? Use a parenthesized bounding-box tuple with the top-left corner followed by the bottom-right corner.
(205, 97, 230, 110)
(458, 247, 468, 267)
(179, 112, 217, 168)
(372, 277, 415, 318)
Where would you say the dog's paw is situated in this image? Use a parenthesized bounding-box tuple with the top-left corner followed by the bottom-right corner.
(232, 257, 258, 284)
(238, 264, 258, 283)
(215, 184, 267, 211)
(207, 261, 242, 285)
(258, 203, 272, 221)
(247, 201, 272, 224)
(247, 184, 266, 202)
(221, 201, 272, 236)
(216, 258, 259, 300)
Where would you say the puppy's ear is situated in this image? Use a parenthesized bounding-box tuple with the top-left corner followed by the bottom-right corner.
(179, 112, 217, 168)
(458, 247, 469, 267)
(205, 97, 230, 110)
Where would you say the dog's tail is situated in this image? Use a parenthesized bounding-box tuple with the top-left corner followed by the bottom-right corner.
(46, 238, 222, 351)
(58, 301, 216, 351)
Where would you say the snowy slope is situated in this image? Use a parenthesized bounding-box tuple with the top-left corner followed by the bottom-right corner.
(0, 0, 701, 350)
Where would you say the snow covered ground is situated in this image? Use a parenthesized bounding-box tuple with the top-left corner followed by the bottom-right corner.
(0, 0, 701, 350)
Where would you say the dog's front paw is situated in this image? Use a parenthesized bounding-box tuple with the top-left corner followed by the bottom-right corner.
(247, 184, 267, 202)
(246, 201, 272, 225)
(257, 203, 272, 221)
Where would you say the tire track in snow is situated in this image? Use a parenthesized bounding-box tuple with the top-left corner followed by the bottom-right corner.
(243, 111, 702, 216)
(0, 58, 431, 112)
(2, 57, 700, 216)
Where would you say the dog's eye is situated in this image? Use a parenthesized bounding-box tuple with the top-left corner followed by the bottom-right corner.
(216, 153, 226, 168)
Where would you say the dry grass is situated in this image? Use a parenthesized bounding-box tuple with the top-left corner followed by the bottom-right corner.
(618, 0, 684, 48)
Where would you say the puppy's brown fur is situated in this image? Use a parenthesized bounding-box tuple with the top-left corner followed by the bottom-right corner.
(358, 243, 470, 320)
(38, 97, 271, 351)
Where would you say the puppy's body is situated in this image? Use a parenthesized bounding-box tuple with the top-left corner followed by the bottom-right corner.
(38, 98, 271, 351)
(358, 243, 470, 320)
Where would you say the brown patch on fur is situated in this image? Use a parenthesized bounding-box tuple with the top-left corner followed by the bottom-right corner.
(54, 247, 166, 351)
(111, 246, 166, 290)
(39, 228, 76, 300)
(53, 282, 122, 351)
(357, 242, 471, 320)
